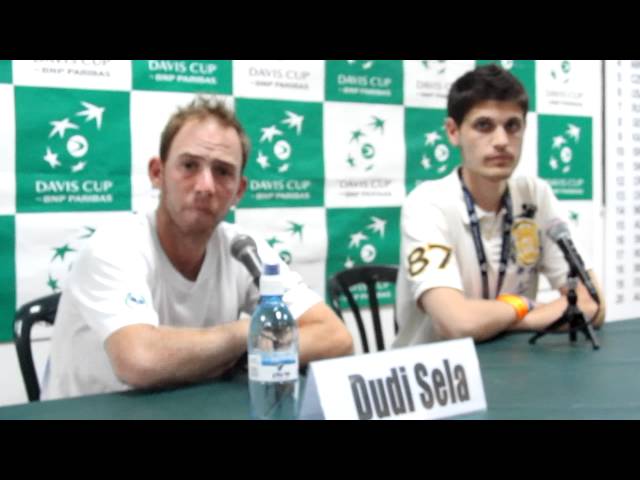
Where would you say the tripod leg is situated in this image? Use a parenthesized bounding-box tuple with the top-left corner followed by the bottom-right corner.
(530, 272, 601, 349)
(529, 314, 571, 344)
(569, 312, 600, 350)
(529, 331, 542, 344)
(569, 317, 578, 342)
(580, 320, 600, 350)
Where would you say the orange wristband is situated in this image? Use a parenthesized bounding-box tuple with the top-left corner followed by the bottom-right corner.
(496, 294, 530, 321)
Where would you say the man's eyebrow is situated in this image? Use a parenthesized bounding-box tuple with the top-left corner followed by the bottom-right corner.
(177, 152, 202, 159)
(472, 115, 522, 121)
(471, 115, 494, 122)
(211, 158, 237, 166)
(176, 151, 239, 168)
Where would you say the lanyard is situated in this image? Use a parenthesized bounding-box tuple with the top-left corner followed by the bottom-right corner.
(458, 169, 513, 299)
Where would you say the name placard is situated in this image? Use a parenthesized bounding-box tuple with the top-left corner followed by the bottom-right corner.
(299, 338, 486, 420)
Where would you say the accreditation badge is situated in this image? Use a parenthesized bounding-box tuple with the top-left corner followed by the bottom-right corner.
(511, 218, 540, 266)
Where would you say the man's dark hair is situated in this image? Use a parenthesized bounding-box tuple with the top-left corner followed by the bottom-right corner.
(447, 64, 529, 125)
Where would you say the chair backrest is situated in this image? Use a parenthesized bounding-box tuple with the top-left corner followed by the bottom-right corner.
(327, 265, 398, 354)
(13, 292, 61, 402)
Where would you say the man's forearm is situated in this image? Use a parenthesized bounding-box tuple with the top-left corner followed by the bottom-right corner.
(511, 279, 602, 332)
(421, 288, 519, 343)
(297, 303, 354, 365)
(509, 297, 567, 332)
(437, 298, 520, 342)
(106, 319, 249, 389)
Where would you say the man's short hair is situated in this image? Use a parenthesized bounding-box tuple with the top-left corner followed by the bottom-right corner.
(159, 95, 251, 172)
(447, 64, 529, 125)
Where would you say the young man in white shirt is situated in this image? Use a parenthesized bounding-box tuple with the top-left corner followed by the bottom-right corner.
(43, 96, 353, 399)
(394, 64, 605, 347)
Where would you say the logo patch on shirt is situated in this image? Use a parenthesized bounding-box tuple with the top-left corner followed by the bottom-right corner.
(511, 219, 540, 266)
(125, 292, 146, 307)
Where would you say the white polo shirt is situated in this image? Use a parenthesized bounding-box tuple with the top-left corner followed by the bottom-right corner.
(41, 210, 322, 399)
(393, 169, 589, 347)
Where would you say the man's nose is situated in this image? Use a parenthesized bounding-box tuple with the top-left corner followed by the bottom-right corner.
(195, 167, 215, 194)
(493, 126, 509, 149)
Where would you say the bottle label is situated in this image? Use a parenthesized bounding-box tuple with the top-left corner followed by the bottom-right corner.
(248, 353, 299, 383)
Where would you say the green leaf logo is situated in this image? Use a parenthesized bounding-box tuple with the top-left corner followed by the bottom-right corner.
(43, 101, 105, 174)
(346, 115, 386, 172)
(256, 110, 305, 174)
(548, 123, 581, 175)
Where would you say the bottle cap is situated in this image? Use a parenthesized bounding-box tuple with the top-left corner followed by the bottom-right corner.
(263, 263, 279, 275)
(259, 263, 284, 296)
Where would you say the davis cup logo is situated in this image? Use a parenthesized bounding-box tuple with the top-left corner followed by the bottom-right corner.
(256, 111, 304, 174)
(500, 60, 514, 70)
(43, 101, 105, 174)
(16, 87, 129, 211)
(343, 216, 387, 269)
(421, 127, 451, 175)
(551, 60, 572, 84)
(421, 60, 447, 75)
(266, 220, 304, 265)
(346, 116, 385, 172)
(569, 210, 579, 226)
(549, 123, 581, 174)
(46, 226, 95, 292)
(347, 60, 375, 71)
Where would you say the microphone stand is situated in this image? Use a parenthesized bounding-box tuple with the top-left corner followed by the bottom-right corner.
(529, 266, 600, 350)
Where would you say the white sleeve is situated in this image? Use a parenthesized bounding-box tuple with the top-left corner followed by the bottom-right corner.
(400, 196, 464, 303)
(67, 235, 159, 343)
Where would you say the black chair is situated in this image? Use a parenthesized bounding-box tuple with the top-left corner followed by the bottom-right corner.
(328, 265, 398, 353)
(13, 292, 61, 402)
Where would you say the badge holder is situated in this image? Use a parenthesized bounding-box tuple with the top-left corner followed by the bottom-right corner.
(528, 265, 600, 350)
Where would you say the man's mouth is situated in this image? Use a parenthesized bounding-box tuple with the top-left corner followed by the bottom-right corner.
(190, 205, 215, 215)
(485, 155, 514, 163)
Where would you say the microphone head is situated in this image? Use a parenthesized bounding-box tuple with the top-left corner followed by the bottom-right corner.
(546, 219, 571, 242)
(230, 234, 258, 260)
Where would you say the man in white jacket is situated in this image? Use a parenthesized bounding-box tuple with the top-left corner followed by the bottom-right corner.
(394, 64, 605, 347)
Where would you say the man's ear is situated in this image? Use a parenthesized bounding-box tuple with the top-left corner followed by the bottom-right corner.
(148, 157, 163, 189)
(445, 117, 461, 147)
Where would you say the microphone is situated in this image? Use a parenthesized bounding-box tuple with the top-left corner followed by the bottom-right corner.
(231, 234, 262, 287)
(546, 219, 600, 304)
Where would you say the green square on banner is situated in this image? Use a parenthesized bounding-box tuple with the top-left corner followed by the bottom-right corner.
(15, 87, 131, 212)
(132, 60, 232, 94)
(326, 207, 400, 308)
(476, 60, 536, 112)
(0, 216, 15, 342)
(538, 114, 592, 200)
(405, 107, 461, 194)
(235, 98, 324, 208)
(0, 60, 11, 83)
(325, 60, 403, 104)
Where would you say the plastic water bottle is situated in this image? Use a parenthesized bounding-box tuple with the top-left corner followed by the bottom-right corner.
(248, 263, 299, 420)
